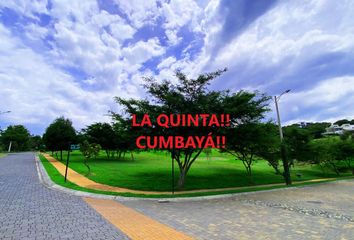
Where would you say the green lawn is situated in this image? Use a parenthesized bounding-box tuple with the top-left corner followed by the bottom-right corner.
(42, 153, 339, 198)
(43, 150, 351, 192)
(0, 153, 6, 158)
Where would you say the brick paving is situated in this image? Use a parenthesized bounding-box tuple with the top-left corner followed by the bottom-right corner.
(2, 152, 354, 239)
(123, 180, 354, 240)
(0, 152, 129, 240)
(84, 198, 193, 240)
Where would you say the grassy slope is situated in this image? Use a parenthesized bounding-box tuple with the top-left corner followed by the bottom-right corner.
(46, 150, 350, 192)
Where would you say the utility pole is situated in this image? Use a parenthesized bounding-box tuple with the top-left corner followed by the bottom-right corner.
(8, 141, 12, 153)
(274, 96, 284, 140)
(274, 90, 291, 185)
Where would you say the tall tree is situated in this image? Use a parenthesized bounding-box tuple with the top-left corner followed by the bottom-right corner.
(334, 119, 350, 126)
(29, 135, 43, 150)
(308, 138, 342, 175)
(83, 122, 117, 158)
(334, 139, 354, 174)
(79, 140, 101, 176)
(304, 122, 331, 139)
(43, 117, 77, 160)
(283, 125, 311, 163)
(224, 122, 281, 181)
(112, 115, 138, 160)
(1, 125, 31, 151)
(114, 69, 270, 189)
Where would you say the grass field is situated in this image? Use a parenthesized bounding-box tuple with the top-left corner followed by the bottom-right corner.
(0, 153, 6, 158)
(43, 150, 351, 192)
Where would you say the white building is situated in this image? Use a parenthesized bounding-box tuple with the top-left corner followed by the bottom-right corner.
(323, 123, 354, 135)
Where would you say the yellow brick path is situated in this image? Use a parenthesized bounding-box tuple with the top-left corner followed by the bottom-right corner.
(83, 197, 194, 240)
(42, 153, 165, 194)
(42, 153, 348, 195)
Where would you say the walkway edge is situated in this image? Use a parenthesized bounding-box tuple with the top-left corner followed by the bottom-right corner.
(34, 153, 354, 202)
(35, 154, 121, 201)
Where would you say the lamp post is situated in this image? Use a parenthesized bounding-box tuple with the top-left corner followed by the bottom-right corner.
(274, 90, 290, 141)
(274, 90, 291, 185)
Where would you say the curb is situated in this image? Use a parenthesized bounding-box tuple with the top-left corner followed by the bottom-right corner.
(34, 154, 354, 203)
(35, 154, 123, 201)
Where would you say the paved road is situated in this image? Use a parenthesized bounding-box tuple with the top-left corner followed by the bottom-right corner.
(123, 181, 354, 239)
(0, 152, 129, 240)
(2, 152, 354, 240)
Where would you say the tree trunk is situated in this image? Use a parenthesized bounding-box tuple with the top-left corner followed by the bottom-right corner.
(83, 159, 91, 176)
(177, 169, 187, 189)
(281, 143, 292, 185)
(330, 161, 340, 176)
(131, 152, 134, 161)
(60, 150, 63, 161)
(245, 164, 254, 184)
(268, 160, 281, 175)
(171, 148, 204, 190)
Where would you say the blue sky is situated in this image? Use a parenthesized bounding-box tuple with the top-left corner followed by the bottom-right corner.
(0, 0, 354, 135)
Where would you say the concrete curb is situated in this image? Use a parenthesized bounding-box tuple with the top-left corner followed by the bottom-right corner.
(35, 154, 124, 201)
(34, 153, 353, 203)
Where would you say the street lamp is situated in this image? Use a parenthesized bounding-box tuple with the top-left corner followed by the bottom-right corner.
(274, 90, 291, 185)
(274, 90, 290, 141)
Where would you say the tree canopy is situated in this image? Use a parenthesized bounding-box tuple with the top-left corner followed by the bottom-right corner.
(224, 122, 281, 180)
(114, 69, 270, 189)
(43, 117, 76, 160)
(0, 125, 31, 151)
(82, 122, 117, 158)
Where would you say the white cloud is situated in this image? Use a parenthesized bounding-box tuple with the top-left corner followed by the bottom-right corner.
(277, 76, 354, 124)
(110, 22, 136, 41)
(205, 0, 354, 71)
(0, 23, 115, 131)
(161, 0, 201, 31)
(122, 38, 165, 65)
(50, 0, 98, 23)
(90, 10, 137, 41)
(165, 29, 182, 46)
(91, 9, 121, 27)
(0, 0, 48, 19)
(179, 0, 354, 97)
(157, 56, 176, 70)
(25, 23, 48, 40)
(285, 76, 354, 108)
(1, 0, 354, 133)
(160, 0, 202, 46)
(114, 0, 161, 28)
(47, 1, 144, 88)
